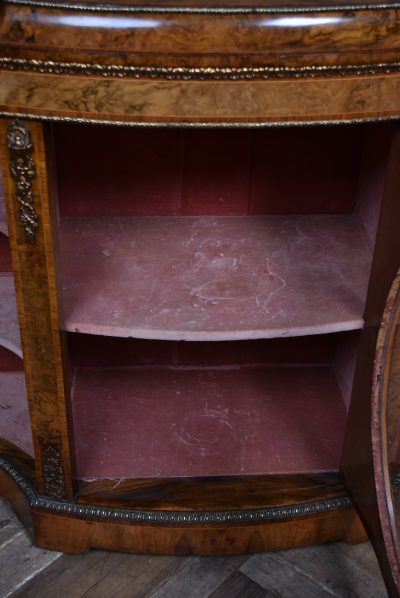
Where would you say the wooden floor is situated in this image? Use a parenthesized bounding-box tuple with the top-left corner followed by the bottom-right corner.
(0, 499, 388, 597)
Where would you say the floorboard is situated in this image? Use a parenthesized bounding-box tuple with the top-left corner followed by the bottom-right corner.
(0, 499, 388, 597)
(0, 501, 61, 598)
(207, 570, 268, 598)
(0, 499, 22, 549)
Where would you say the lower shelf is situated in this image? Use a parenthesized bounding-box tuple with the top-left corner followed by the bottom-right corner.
(71, 365, 347, 480)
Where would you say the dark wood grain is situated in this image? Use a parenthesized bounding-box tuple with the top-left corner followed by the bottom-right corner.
(388, 313, 400, 483)
(76, 473, 349, 510)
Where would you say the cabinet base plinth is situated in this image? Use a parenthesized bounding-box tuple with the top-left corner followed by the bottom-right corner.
(0, 456, 367, 556)
(31, 509, 367, 557)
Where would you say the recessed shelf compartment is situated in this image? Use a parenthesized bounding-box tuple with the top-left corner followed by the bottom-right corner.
(72, 363, 347, 480)
(68, 332, 355, 481)
(60, 214, 371, 341)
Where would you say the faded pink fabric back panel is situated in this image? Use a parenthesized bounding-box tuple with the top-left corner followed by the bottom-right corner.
(72, 365, 347, 478)
(355, 124, 392, 249)
(68, 333, 340, 367)
(68, 333, 339, 368)
(55, 125, 364, 217)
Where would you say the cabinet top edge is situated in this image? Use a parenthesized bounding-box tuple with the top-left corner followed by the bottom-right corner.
(4, 0, 400, 13)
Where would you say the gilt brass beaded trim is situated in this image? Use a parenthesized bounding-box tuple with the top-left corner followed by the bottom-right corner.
(2, 57, 400, 81)
(1, 111, 400, 128)
(4, 0, 400, 14)
(0, 454, 352, 523)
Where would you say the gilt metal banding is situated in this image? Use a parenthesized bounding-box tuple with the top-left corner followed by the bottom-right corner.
(1, 111, 400, 129)
(2, 57, 400, 81)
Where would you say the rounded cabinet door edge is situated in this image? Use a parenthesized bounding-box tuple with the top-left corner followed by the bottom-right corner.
(372, 267, 400, 594)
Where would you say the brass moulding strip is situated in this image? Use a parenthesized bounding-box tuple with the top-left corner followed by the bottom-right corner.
(0, 454, 352, 523)
(4, 0, 400, 13)
(3, 57, 400, 81)
(1, 111, 400, 128)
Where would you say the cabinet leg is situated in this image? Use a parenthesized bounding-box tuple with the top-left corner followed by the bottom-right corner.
(342, 510, 368, 545)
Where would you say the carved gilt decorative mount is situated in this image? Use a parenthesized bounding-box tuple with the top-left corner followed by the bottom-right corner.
(42, 444, 66, 499)
(7, 120, 39, 244)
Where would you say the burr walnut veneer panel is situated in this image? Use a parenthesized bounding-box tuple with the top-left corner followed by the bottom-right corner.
(3, 72, 400, 124)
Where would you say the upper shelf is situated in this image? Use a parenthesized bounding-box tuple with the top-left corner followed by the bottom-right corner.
(60, 214, 371, 341)
(0, 275, 22, 357)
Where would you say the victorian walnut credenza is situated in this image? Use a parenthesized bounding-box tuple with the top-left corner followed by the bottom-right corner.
(1, 0, 400, 594)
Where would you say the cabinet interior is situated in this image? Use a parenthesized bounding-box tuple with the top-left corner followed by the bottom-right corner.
(68, 332, 354, 479)
(0, 182, 32, 457)
(9, 122, 391, 483)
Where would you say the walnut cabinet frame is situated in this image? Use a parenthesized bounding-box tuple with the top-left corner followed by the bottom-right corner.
(1, 0, 400, 595)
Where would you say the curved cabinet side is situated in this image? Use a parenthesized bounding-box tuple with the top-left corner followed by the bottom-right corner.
(342, 126, 400, 597)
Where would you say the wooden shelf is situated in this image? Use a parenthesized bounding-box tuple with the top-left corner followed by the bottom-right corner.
(0, 275, 21, 357)
(72, 364, 347, 479)
(60, 214, 371, 341)
(0, 372, 33, 457)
